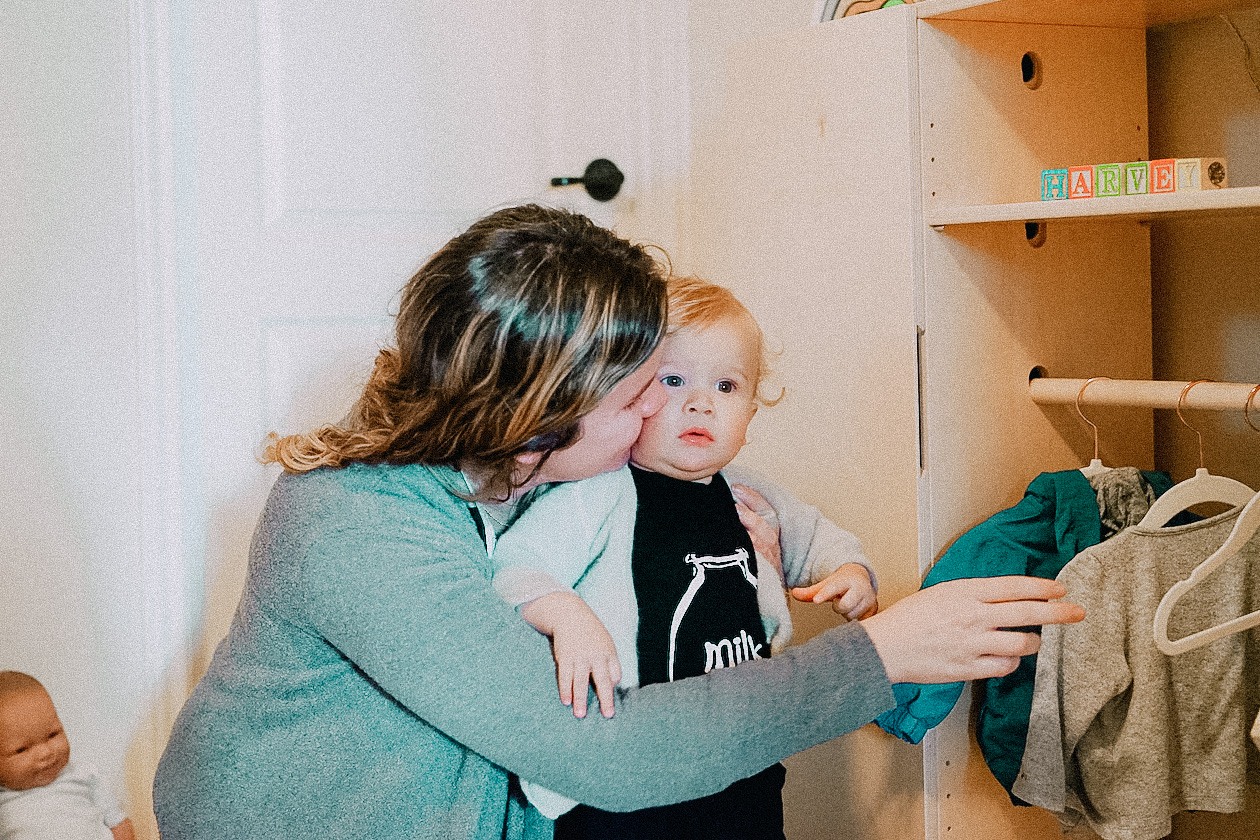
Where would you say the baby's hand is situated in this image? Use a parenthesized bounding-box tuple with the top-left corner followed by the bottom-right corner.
(731, 484, 783, 581)
(790, 563, 878, 621)
(520, 591, 622, 719)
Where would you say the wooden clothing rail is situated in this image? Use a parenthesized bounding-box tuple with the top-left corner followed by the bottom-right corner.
(1029, 375, 1260, 413)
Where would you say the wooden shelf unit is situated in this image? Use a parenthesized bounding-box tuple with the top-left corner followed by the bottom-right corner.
(686, 1, 1260, 838)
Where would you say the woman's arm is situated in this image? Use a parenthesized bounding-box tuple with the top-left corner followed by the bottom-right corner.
(292, 468, 895, 812)
(292, 467, 1081, 813)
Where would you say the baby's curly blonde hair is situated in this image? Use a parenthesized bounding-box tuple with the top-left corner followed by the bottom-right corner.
(665, 274, 782, 407)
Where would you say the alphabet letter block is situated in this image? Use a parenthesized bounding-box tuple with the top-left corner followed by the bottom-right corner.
(1095, 163, 1122, 197)
(1123, 161, 1149, 195)
(1150, 158, 1176, 194)
(1175, 157, 1228, 190)
(1068, 165, 1094, 199)
(1041, 168, 1069, 200)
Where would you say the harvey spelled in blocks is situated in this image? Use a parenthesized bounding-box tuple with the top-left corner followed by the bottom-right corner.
(1175, 157, 1228, 190)
(1041, 168, 1069, 200)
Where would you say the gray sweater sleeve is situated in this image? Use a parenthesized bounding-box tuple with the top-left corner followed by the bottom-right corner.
(293, 467, 895, 812)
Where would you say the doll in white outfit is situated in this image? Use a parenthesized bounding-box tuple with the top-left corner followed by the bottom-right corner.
(0, 672, 135, 840)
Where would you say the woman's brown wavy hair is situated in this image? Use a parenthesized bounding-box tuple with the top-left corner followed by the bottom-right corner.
(263, 205, 668, 500)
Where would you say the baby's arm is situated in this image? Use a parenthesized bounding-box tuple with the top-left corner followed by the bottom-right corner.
(491, 468, 636, 719)
(518, 591, 621, 718)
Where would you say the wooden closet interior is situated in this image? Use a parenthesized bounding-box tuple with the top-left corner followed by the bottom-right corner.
(683, 0, 1260, 837)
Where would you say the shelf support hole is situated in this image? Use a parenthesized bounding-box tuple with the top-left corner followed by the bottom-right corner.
(1025, 220, 1047, 248)
(1021, 51, 1043, 90)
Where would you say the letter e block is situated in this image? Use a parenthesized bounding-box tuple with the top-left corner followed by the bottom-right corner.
(1041, 168, 1069, 200)
(1175, 157, 1228, 190)
(1068, 165, 1094, 199)
(1123, 161, 1149, 195)
(1150, 159, 1176, 194)
(1095, 163, 1122, 197)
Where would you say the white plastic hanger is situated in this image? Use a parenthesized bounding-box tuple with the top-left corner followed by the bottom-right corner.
(1151, 383, 1260, 655)
(1138, 380, 1255, 528)
(1076, 377, 1113, 479)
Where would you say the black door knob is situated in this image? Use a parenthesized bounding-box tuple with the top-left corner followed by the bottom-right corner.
(550, 158, 625, 202)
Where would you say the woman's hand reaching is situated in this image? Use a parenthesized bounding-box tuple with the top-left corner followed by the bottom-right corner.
(860, 576, 1085, 684)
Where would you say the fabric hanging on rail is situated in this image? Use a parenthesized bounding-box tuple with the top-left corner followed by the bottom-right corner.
(1013, 508, 1260, 840)
(875, 467, 1175, 802)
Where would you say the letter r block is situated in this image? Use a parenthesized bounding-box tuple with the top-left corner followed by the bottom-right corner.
(1150, 158, 1176, 194)
(1041, 168, 1069, 200)
(1095, 163, 1122, 197)
(1068, 165, 1094, 199)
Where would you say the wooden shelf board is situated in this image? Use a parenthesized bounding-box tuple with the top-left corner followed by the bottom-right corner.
(916, 0, 1258, 29)
(925, 185, 1260, 227)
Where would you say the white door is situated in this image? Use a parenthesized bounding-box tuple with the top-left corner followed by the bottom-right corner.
(174, 0, 687, 674)
(3, 2, 686, 837)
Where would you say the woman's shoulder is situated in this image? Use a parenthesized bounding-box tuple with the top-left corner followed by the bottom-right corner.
(267, 462, 467, 525)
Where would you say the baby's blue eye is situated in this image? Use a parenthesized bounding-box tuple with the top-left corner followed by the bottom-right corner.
(716, 380, 736, 394)
(661, 374, 684, 387)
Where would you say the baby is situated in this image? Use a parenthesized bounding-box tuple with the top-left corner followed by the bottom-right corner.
(487, 275, 878, 836)
(0, 672, 135, 840)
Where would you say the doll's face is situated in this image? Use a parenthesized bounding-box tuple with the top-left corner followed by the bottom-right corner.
(0, 688, 70, 790)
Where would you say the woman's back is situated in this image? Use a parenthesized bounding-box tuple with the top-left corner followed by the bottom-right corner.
(154, 463, 552, 839)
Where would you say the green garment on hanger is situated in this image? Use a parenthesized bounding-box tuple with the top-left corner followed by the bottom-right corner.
(874, 468, 1175, 804)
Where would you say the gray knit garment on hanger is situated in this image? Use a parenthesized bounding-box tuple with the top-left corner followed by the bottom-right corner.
(1014, 508, 1260, 840)
(1087, 466, 1158, 541)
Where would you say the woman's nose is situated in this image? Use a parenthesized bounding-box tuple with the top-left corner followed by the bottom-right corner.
(639, 378, 667, 417)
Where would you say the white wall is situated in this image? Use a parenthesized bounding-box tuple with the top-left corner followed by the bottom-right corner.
(3, 3, 689, 838)
(0, 0, 171, 825)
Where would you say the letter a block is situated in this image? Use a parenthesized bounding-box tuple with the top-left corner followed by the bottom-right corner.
(1041, 168, 1069, 200)
(1095, 163, 1122, 197)
(1068, 165, 1094, 199)
(1175, 157, 1228, 190)
(1124, 161, 1149, 195)
(1150, 158, 1176, 194)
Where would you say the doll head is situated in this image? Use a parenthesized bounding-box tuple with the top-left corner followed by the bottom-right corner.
(0, 672, 70, 791)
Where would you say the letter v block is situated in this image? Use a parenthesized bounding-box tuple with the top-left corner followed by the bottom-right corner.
(1124, 161, 1149, 195)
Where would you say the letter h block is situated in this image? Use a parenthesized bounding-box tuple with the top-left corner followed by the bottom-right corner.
(1041, 168, 1069, 201)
